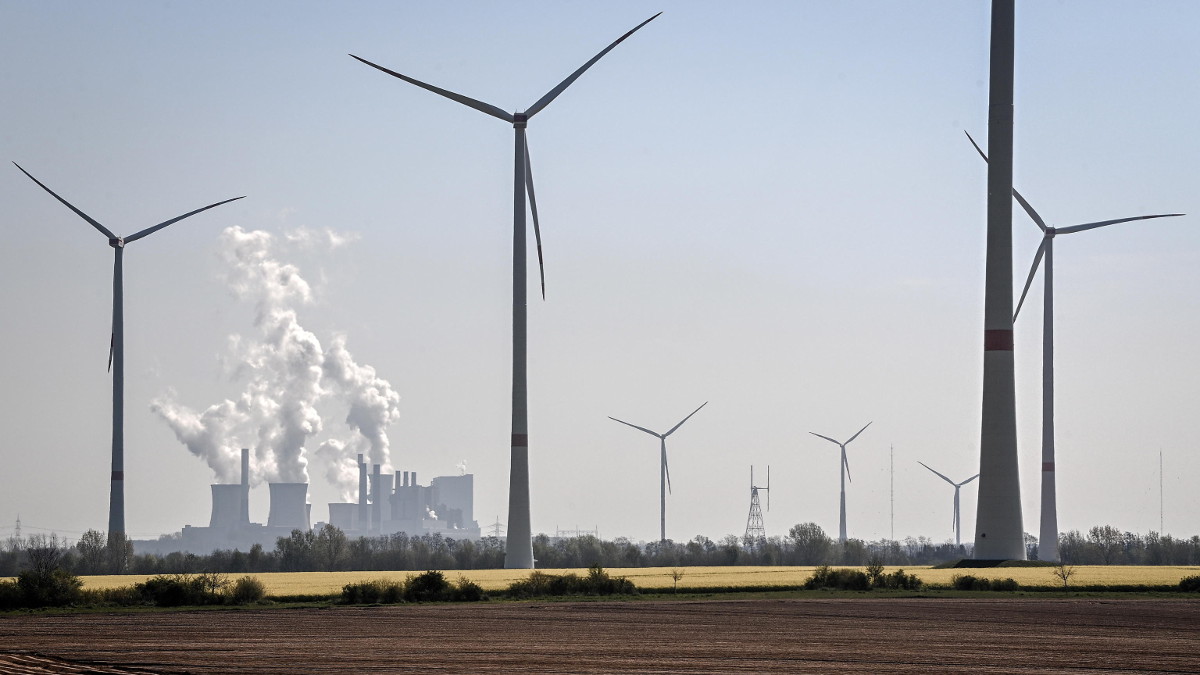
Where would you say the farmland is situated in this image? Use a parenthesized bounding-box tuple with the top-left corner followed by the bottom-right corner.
(3, 598, 1199, 673)
(70, 564, 1200, 596)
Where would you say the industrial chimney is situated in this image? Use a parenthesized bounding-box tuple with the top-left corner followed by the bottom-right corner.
(371, 464, 382, 532)
(358, 454, 369, 531)
(240, 448, 250, 525)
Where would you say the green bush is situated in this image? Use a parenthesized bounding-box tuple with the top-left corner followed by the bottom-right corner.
(804, 565, 870, 591)
(135, 573, 229, 607)
(951, 574, 1019, 591)
(17, 569, 83, 608)
(453, 576, 485, 602)
(0, 579, 22, 610)
(405, 570, 451, 602)
(506, 566, 636, 598)
(340, 579, 404, 604)
(228, 576, 266, 604)
(1179, 575, 1200, 592)
(877, 568, 923, 590)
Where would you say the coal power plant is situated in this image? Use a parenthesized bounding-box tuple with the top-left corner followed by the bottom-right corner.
(134, 450, 480, 555)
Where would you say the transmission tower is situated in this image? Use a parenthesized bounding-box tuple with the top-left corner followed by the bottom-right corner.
(744, 465, 769, 545)
(487, 515, 505, 538)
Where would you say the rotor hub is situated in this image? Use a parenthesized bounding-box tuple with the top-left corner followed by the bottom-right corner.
(109, 237, 125, 248)
(1046, 227, 1056, 239)
(512, 112, 528, 129)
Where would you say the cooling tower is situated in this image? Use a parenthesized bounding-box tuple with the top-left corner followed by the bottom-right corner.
(328, 503, 357, 532)
(267, 482, 310, 531)
(209, 484, 245, 529)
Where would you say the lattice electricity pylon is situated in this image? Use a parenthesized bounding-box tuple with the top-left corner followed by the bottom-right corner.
(744, 465, 770, 546)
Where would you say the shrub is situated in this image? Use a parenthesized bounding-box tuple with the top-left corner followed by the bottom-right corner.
(453, 576, 485, 602)
(804, 565, 870, 591)
(506, 566, 636, 598)
(405, 570, 451, 602)
(951, 574, 1019, 591)
(228, 576, 266, 604)
(1179, 575, 1200, 592)
(0, 579, 22, 610)
(341, 579, 405, 605)
(879, 568, 922, 590)
(865, 559, 885, 586)
(135, 573, 228, 607)
(17, 569, 83, 608)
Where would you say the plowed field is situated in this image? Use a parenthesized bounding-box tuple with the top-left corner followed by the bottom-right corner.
(2, 598, 1198, 673)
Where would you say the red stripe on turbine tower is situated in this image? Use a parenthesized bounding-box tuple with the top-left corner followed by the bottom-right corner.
(1042, 462, 1054, 472)
(984, 330, 1014, 351)
(511, 434, 529, 447)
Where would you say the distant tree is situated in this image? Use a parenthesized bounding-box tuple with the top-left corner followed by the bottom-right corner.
(669, 568, 685, 593)
(1088, 525, 1124, 565)
(313, 524, 348, 571)
(106, 532, 133, 573)
(787, 523, 832, 565)
(25, 534, 65, 576)
(76, 529, 107, 574)
(276, 529, 316, 572)
(1024, 532, 1039, 561)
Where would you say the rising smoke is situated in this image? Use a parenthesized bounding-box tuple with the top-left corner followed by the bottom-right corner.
(152, 226, 400, 499)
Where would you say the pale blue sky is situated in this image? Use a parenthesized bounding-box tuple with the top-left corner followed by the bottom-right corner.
(1, 1, 1197, 544)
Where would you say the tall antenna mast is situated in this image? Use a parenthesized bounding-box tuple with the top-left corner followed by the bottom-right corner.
(1159, 448, 1164, 534)
(14, 514, 20, 540)
(890, 443, 894, 541)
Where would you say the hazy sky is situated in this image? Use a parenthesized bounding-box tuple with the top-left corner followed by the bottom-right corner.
(2, 1, 1197, 546)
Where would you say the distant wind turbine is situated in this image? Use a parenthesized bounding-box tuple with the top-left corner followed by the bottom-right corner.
(13, 162, 243, 542)
(609, 402, 707, 543)
(965, 132, 1183, 562)
(918, 462, 979, 548)
(350, 13, 661, 569)
(809, 422, 871, 544)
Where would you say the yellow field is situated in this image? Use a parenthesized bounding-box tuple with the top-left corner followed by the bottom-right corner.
(70, 565, 1200, 596)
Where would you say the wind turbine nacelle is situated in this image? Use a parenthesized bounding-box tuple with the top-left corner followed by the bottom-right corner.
(109, 237, 125, 248)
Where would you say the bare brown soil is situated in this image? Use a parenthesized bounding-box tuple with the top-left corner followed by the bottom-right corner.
(1, 598, 1198, 674)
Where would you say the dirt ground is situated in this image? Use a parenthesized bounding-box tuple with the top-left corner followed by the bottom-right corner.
(1, 598, 1198, 674)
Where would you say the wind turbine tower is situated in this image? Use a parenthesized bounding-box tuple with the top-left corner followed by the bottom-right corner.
(965, 136, 1182, 562)
(974, 0, 1025, 560)
(609, 402, 707, 543)
(350, 14, 661, 569)
(744, 465, 769, 544)
(809, 422, 871, 544)
(14, 163, 242, 541)
(919, 462, 979, 548)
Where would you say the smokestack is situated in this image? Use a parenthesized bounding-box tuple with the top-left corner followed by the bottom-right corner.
(402, 470, 409, 487)
(210, 484, 244, 530)
(240, 448, 250, 525)
(358, 454, 368, 530)
(371, 464, 382, 532)
(411, 471, 417, 487)
(267, 482, 310, 531)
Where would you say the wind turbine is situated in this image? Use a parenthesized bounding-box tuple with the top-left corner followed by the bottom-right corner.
(809, 422, 871, 544)
(350, 13, 661, 570)
(13, 162, 243, 542)
(918, 462, 979, 548)
(609, 402, 707, 543)
(965, 132, 1183, 562)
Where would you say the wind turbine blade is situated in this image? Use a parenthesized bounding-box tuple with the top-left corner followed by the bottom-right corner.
(918, 461, 956, 486)
(845, 421, 872, 445)
(809, 432, 842, 446)
(1012, 188, 1048, 232)
(349, 54, 514, 123)
(124, 196, 245, 244)
(1056, 213, 1184, 235)
(959, 473, 980, 486)
(663, 451, 672, 495)
(525, 12, 662, 118)
(964, 130, 989, 162)
(843, 451, 852, 484)
(524, 135, 546, 300)
(13, 162, 117, 240)
(1013, 238, 1048, 322)
(962, 134, 1048, 231)
(608, 416, 661, 438)
(107, 332, 114, 372)
(664, 401, 707, 437)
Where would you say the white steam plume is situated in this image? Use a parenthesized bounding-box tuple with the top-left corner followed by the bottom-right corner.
(152, 225, 400, 493)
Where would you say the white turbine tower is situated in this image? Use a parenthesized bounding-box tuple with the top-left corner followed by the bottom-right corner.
(350, 13, 661, 570)
(809, 422, 871, 544)
(609, 402, 707, 543)
(13, 162, 242, 543)
(965, 133, 1183, 562)
(918, 462, 979, 548)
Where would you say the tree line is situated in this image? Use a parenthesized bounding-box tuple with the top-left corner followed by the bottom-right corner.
(3, 523, 1198, 576)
